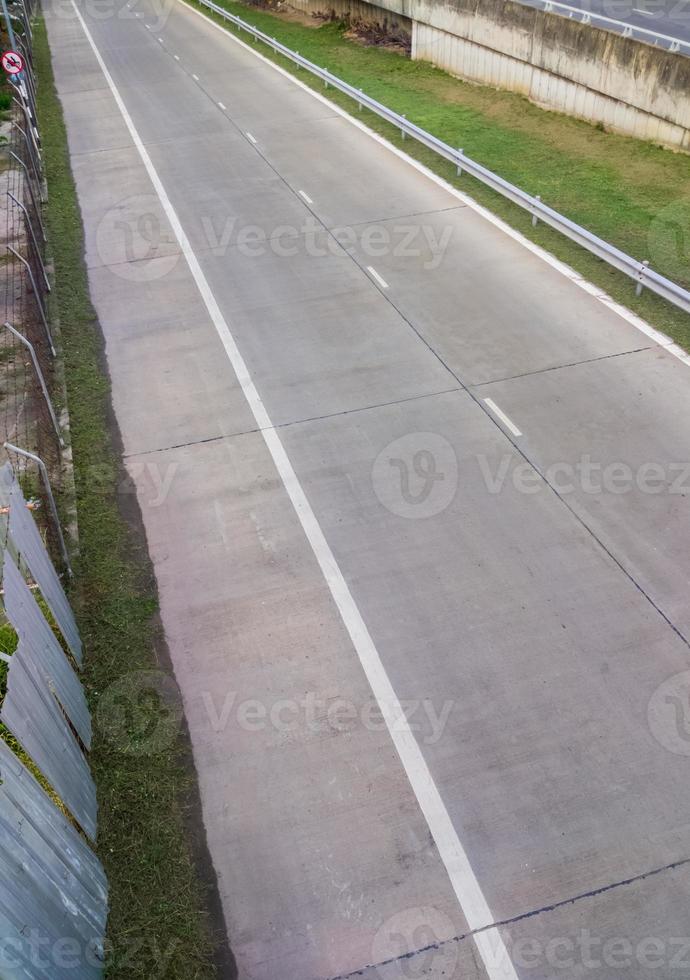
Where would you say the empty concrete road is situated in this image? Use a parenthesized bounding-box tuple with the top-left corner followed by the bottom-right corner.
(46, 1, 690, 976)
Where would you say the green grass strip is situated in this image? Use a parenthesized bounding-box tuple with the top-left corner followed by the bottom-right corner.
(35, 17, 220, 979)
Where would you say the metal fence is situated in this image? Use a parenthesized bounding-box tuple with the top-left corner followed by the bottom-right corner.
(0, 463, 107, 977)
(197, 0, 690, 318)
(1, 0, 65, 563)
(0, 6, 108, 976)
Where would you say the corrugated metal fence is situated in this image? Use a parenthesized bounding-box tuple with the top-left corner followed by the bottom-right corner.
(0, 461, 108, 978)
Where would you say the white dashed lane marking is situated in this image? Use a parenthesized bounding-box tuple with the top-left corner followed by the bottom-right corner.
(483, 398, 523, 437)
(366, 266, 389, 290)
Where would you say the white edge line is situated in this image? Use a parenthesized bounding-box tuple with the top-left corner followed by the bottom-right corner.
(298, 188, 313, 204)
(483, 398, 523, 437)
(192, 72, 200, 80)
(69, 4, 518, 978)
(366, 265, 389, 289)
(180, 0, 689, 369)
(246, 130, 257, 142)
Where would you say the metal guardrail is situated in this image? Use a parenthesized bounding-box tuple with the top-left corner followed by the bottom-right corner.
(537, 0, 689, 55)
(196, 0, 690, 318)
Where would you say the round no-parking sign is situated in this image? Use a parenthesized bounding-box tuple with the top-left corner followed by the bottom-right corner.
(1, 51, 24, 76)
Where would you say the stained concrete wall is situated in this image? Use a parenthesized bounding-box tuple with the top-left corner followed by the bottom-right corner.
(288, 0, 690, 150)
(410, 0, 690, 151)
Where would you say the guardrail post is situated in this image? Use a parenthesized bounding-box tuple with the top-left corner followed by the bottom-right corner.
(3, 443, 72, 575)
(3, 322, 63, 448)
(457, 149, 464, 177)
(532, 195, 541, 227)
(358, 89, 363, 111)
(636, 260, 650, 297)
(401, 114, 406, 139)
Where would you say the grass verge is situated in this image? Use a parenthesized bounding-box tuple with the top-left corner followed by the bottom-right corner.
(35, 17, 221, 979)
(187, 0, 690, 351)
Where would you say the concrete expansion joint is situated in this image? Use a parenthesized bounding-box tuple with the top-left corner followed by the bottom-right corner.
(327, 855, 690, 980)
(471, 345, 654, 388)
(122, 387, 466, 459)
(339, 203, 469, 229)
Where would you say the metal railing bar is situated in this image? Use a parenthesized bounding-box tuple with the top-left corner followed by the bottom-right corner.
(6, 246, 55, 355)
(7, 191, 50, 292)
(3, 322, 63, 448)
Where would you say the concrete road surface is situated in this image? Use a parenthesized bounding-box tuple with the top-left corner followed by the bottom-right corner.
(46, 0, 690, 976)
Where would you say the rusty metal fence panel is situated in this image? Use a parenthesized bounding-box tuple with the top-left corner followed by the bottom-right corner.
(0, 640, 98, 841)
(8, 474, 83, 664)
(3, 555, 91, 748)
(0, 742, 107, 979)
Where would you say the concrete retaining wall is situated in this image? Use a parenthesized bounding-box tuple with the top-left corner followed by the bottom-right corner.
(289, 0, 690, 151)
(411, 0, 690, 151)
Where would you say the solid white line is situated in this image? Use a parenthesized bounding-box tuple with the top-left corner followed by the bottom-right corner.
(633, 8, 655, 14)
(192, 72, 199, 81)
(483, 399, 523, 437)
(366, 265, 389, 289)
(298, 189, 313, 204)
(246, 131, 257, 143)
(180, 0, 688, 370)
(70, 4, 518, 978)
